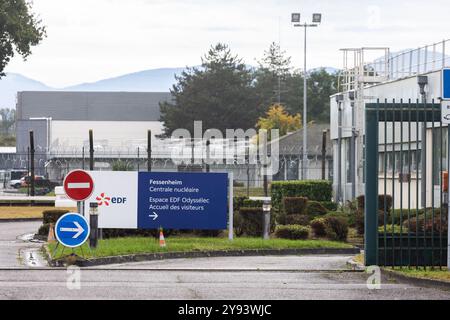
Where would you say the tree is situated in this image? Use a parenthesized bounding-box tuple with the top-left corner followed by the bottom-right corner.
(0, 108, 15, 135)
(283, 68, 339, 124)
(257, 104, 301, 137)
(0, 0, 46, 77)
(160, 43, 258, 136)
(254, 42, 292, 113)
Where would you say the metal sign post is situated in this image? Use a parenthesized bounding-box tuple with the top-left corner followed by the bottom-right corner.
(228, 172, 234, 241)
(441, 69, 450, 270)
(448, 127, 450, 270)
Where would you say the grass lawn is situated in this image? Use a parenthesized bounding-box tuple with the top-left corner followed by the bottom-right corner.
(386, 267, 450, 283)
(0, 207, 75, 220)
(48, 236, 353, 259)
(351, 253, 450, 283)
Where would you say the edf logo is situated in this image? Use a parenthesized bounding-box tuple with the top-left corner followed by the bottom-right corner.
(96, 193, 127, 206)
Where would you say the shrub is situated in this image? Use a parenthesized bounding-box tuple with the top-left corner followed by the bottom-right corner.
(42, 210, 70, 224)
(233, 211, 244, 236)
(387, 208, 431, 225)
(320, 201, 339, 211)
(233, 196, 248, 211)
(285, 214, 310, 226)
(310, 218, 327, 237)
(38, 223, 50, 236)
(403, 212, 448, 234)
(275, 225, 310, 240)
(324, 216, 348, 241)
(283, 197, 308, 215)
(271, 180, 332, 214)
(378, 225, 408, 234)
(238, 207, 275, 237)
(112, 160, 133, 171)
(305, 201, 328, 219)
(355, 209, 385, 235)
(242, 199, 264, 208)
(356, 194, 393, 211)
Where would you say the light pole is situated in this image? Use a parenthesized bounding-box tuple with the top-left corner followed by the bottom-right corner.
(292, 13, 322, 180)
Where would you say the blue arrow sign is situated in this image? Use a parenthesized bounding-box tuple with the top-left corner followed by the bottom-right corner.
(55, 213, 90, 248)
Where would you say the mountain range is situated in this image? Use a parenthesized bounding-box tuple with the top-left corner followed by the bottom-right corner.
(0, 66, 339, 109)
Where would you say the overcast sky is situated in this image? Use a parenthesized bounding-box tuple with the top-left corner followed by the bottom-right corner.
(4, 0, 450, 87)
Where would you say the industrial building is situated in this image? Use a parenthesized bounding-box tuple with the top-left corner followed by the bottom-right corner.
(330, 40, 450, 208)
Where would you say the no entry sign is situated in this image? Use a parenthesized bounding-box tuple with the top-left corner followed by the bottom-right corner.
(64, 170, 94, 201)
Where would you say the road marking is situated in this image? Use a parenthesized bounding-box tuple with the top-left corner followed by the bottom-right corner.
(68, 183, 90, 189)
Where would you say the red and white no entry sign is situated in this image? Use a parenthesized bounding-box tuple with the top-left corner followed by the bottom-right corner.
(63, 170, 94, 201)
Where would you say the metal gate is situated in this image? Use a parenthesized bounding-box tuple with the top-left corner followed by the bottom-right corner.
(365, 99, 448, 268)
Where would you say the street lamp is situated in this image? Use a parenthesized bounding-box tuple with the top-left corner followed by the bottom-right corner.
(292, 13, 322, 180)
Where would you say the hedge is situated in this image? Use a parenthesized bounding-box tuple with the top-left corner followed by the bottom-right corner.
(323, 216, 348, 241)
(310, 218, 327, 237)
(284, 214, 310, 226)
(233, 196, 248, 211)
(271, 181, 332, 214)
(237, 207, 275, 237)
(305, 201, 328, 219)
(283, 197, 308, 215)
(356, 194, 393, 211)
(274, 225, 310, 240)
(42, 210, 71, 224)
(310, 215, 348, 241)
(320, 201, 339, 212)
(242, 199, 264, 208)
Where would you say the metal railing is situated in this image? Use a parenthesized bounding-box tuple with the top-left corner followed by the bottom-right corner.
(340, 39, 450, 92)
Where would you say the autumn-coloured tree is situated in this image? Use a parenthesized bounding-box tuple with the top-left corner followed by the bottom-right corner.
(257, 104, 301, 137)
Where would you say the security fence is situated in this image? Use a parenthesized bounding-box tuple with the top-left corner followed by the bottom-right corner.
(365, 99, 448, 268)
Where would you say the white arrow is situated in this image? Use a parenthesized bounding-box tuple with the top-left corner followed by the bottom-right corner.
(60, 221, 85, 239)
(149, 212, 158, 221)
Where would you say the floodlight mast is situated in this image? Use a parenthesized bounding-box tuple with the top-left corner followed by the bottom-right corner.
(292, 13, 321, 180)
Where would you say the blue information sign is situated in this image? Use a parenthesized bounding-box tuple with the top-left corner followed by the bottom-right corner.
(442, 68, 450, 100)
(55, 213, 90, 248)
(137, 172, 228, 230)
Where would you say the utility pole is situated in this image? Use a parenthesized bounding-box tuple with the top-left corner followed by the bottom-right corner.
(89, 129, 94, 171)
(29, 131, 35, 197)
(292, 12, 321, 180)
(321, 130, 327, 180)
(418, 76, 428, 208)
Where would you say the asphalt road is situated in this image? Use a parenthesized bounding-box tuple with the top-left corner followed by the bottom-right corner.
(0, 221, 42, 268)
(1, 221, 450, 300)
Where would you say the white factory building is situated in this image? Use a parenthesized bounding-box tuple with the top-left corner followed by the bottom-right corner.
(330, 40, 450, 208)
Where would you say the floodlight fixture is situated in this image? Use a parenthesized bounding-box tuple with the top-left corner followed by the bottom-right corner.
(312, 13, 322, 24)
(291, 13, 301, 23)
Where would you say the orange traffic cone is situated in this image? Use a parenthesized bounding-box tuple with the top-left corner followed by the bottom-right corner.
(47, 223, 56, 243)
(159, 228, 166, 247)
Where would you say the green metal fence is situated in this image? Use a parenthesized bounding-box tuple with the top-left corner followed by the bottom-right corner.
(365, 99, 448, 268)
